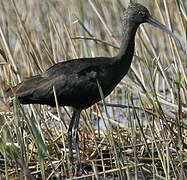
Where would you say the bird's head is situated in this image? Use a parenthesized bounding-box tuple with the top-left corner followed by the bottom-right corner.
(124, 3, 150, 25)
(123, 3, 181, 48)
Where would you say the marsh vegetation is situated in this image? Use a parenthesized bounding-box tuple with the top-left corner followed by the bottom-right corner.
(0, 0, 186, 179)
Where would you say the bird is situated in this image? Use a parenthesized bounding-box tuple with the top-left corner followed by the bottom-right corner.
(5, 3, 181, 170)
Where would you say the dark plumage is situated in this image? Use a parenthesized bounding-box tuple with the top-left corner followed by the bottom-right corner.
(7, 57, 119, 109)
(6, 3, 181, 170)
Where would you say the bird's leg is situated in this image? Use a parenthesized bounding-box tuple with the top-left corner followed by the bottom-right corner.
(73, 109, 82, 171)
(67, 110, 76, 163)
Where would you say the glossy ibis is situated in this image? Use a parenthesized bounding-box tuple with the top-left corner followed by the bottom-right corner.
(6, 3, 181, 169)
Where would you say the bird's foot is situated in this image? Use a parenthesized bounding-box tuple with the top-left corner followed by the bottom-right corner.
(77, 161, 83, 175)
(68, 161, 83, 176)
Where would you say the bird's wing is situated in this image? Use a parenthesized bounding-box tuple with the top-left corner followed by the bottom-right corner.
(34, 58, 113, 101)
(6, 75, 54, 97)
(6, 57, 114, 106)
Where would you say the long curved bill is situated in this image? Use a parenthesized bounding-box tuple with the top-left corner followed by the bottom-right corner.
(147, 15, 182, 49)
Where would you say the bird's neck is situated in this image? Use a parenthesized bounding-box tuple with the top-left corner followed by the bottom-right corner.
(116, 22, 139, 63)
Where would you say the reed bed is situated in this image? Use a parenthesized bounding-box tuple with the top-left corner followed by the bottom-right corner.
(0, 0, 186, 179)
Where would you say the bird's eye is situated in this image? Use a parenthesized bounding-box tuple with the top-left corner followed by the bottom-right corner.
(138, 11, 145, 17)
